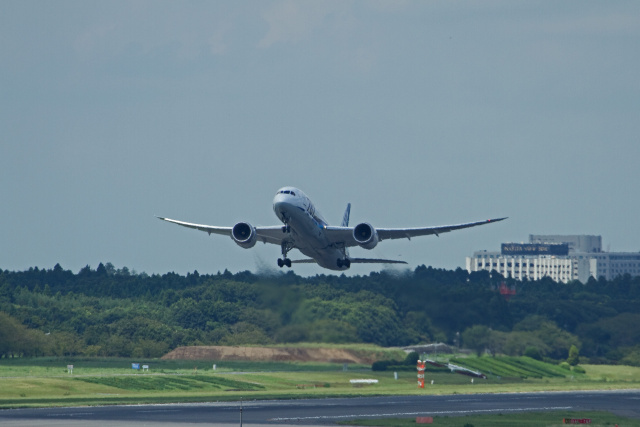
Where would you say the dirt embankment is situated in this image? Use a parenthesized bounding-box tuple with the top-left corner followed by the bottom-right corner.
(162, 346, 377, 364)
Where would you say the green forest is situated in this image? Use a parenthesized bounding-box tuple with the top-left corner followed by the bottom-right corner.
(1, 263, 640, 366)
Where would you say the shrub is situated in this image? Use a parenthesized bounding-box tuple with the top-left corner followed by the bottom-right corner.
(524, 346, 542, 361)
(404, 351, 420, 365)
(372, 360, 395, 371)
(559, 361, 571, 371)
(567, 345, 580, 366)
(572, 365, 585, 374)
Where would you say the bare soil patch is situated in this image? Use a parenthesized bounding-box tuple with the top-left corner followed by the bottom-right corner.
(162, 346, 375, 364)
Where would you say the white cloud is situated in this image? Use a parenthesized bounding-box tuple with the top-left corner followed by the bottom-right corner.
(258, 1, 347, 48)
(70, 2, 238, 61)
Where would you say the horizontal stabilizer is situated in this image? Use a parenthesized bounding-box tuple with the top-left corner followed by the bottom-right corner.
(290, 258, 406, 265)
(350, 258, 408, 264)
(290, 259, 318, 264)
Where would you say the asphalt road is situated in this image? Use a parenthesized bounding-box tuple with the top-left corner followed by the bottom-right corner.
(1, 390, 639, 426)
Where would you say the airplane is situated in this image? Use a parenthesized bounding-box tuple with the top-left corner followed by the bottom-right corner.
(157, 186, 506, 271)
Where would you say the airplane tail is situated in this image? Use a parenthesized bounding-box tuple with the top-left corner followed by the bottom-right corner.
(341, 203, 351, 227)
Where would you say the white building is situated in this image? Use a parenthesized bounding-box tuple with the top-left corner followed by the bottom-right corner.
(466, 235, 640, 283)
(587, 253, 640, 281)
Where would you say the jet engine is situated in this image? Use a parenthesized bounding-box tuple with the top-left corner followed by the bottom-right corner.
(353, 222, 379, 250)
(231, 222, 257, 249)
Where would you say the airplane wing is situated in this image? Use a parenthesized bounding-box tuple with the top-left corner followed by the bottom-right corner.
(156, 217, 287, 246)
(156, 217, 232, 236)
(324, 217, 507, 248)
(377, 217, 508, 241)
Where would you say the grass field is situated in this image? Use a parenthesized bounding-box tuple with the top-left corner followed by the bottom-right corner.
(0, 355, 372, 375)
(450, 356, 575, 379)
(1, 355, 640, 410)
(341, 411, 640, 426)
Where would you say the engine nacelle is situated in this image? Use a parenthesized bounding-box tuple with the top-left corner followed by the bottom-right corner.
(231, 222, 257, 249)
(353, 222, 379, 250)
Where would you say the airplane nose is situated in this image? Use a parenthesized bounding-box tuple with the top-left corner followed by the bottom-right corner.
(274, 191, 300, 220)
(273, 200, 282, 214)
(273, 195, 289, 219)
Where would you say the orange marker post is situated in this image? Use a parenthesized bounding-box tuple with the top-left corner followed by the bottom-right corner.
(417, 360, 426, 388)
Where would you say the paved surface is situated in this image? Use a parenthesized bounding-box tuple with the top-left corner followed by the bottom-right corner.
(1, 390, 639, 426)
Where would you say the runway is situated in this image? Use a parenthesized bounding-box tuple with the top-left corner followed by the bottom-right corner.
(1, 390, 639, 426)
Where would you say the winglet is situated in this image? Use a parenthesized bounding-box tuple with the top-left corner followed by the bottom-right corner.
(489, 217, 508, 222)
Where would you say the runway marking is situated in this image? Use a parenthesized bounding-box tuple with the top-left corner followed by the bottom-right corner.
(269, 406, 572, 421)
(446, 398, 481, 402)
(47, 413, 95, 417)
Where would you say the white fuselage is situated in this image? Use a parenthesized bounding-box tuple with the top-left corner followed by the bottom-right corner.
(273, 187, 348, 270)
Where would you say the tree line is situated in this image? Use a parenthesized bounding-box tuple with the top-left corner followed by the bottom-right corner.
(1, 263, 639, 365)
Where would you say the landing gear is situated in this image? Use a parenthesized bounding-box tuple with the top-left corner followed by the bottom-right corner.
(278, 241, 293, 268)
(282, 224, 290, 233)
(336, 258, 351, 269)
(277, 258, 292, 268)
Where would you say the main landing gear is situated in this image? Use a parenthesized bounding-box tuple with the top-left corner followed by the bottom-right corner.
(278, 241, 293, 268)
(336, 258, 351, 269)
(277, 258, 292, 268)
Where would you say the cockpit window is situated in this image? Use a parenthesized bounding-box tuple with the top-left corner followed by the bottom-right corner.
(278, 190, 296, 196)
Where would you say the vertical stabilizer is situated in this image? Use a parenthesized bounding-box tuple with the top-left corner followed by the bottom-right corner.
(341, 203, 351, 227)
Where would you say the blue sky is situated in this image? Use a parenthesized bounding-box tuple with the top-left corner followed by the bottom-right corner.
(2, 1, 639, 276)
